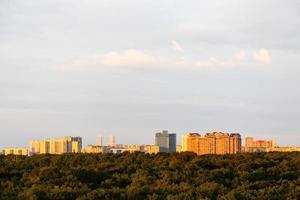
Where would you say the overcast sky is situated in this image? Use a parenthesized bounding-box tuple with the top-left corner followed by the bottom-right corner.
(0, 0, 300, 148)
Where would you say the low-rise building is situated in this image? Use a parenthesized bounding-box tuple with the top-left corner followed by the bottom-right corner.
(84, 145, 109, 153)
(2, 148, 29, 156)
(144, 145, 160, 154)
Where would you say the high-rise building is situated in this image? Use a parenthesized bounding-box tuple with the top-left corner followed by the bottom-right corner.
(30, 136, 82, 155)
(155, 130, 177, 153)
(97, 135, 103, 146)
(181, 132, 241, 155)
(108, 135, 115, 147)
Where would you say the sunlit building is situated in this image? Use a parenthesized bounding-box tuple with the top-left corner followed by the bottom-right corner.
(30, 136, 82, 155)
(244, 137, 276, 152)
(97, 135, 103, 146)
(84, 145, 109, 153)
(109, 135, 115, 147)
(266, 146, 300, 152)
(144, 144, 160, 154)
(181, 132, 241, 155)
(2, 147, 29, 156)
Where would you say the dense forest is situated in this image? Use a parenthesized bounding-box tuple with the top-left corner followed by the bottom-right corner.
(0, 152, 299, 200)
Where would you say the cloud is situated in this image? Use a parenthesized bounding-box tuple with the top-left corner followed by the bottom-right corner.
(100, 49, 159, 66)
(253, 48, 271, 64)
(59, 49, 159, 71)
(234, 50, 246, 61)
(171, 40, 184, 52)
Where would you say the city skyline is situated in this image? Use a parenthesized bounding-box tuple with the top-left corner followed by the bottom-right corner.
(3, 130, 300, 156)
(1, 0, 300, 148)
(0, 129, 299, 149)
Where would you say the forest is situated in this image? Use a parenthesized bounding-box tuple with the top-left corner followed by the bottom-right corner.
(0, 152, 299, 200)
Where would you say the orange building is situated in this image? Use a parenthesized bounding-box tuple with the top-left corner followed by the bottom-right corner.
(182, 132, 241, 155)
(244, 137, 276, 152)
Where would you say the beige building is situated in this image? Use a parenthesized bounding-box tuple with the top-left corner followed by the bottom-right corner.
(144, 145, 160, 154)
(266, 146, 300, 152)
(2, 147, 29, 156)
(181, 132, 241, 155)
(84, 145, 109, 153)
(244, 137, 276, 152)
(30, 136, 82, 155)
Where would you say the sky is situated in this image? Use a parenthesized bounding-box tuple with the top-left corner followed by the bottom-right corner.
(0, 0, 300, 148)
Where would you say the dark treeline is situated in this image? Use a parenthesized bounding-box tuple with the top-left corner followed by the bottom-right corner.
(0, 152, 299, 200)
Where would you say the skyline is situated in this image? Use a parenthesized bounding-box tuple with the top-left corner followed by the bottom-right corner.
(0, 130, 296, 150)
(1, 0, 300, 148)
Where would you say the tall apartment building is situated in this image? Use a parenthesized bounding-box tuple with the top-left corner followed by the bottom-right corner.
(30, 136, 82, 155)
(182, 132, 241, 155)
(155, 130, 177, 153)
(97, 135, 103, 146)
(2, 147, 29, 156)
(108, 135, 115, 147)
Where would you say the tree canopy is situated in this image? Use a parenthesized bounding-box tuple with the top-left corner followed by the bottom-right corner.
(0, 152, 299, 200)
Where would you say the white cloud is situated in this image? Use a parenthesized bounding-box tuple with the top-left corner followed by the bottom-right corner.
(58, 49, 159, 71)
(253, 48, 271, 64)
(100, 49, 159, 66)
(171, 40, 184, 52)
(235, 50, 246, 61)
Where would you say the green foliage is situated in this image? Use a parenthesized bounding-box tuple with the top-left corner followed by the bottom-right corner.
(0, 152, 299, 199)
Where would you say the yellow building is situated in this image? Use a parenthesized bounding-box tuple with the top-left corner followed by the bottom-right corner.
(181, 132, 241, 155)
(2, 148, 29, 156)
(30, 136, 82, 155)
(266, 146, 300, 152)
(144, 145, 160, 154)
(84, 145, 109, 153)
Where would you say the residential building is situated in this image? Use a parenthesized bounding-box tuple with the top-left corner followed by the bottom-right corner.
(2, 148, 29, 156)
(144, 145, 160, 154)
(244, 137, 276, 152)
(181, 132, 241, 155)
(84, 145, 109, 153)
(30, 136, 82, 155)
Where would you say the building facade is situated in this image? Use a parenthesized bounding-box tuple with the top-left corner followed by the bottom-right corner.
(2, 148, 29, 156)
(155, 130, 177, 153)
(84, 145, 109, 153)
(30, 136, 82, 155)
(96, 135, 103, 146)
(244, 137, 276, 152)
(108, 135, 115, 147)
(182, 132, 241, 155)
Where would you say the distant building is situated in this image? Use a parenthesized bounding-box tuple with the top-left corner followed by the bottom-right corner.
(109, 135, 115, 147)
(2, 147, 29, 156)
(176, 145, 182, 152)
(30, 136, 82, 155)
(96, 135, 103, 146)
(84, 145, 109, 153)
(181, 132, 241, 155)
(126, 145, 144, 153)
(244, 137, 276, 152)
(266, 146, 300, 152)
(144, 145, 160, 154)
(155, 130, 177, 153)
